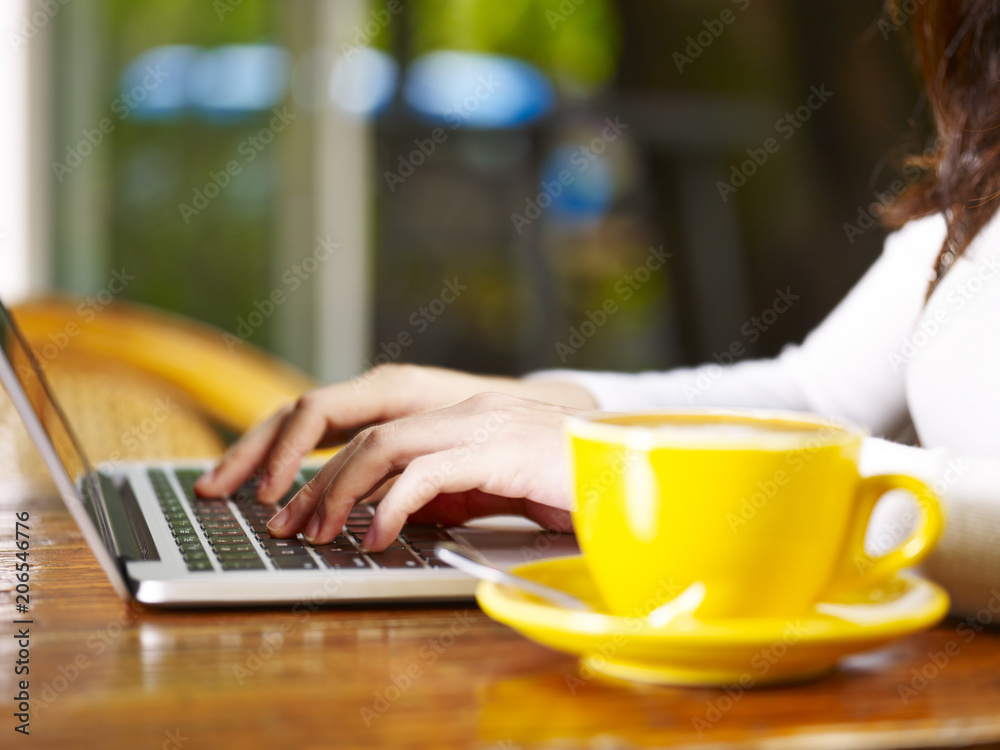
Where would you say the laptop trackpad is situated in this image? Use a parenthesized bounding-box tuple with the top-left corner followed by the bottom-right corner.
(450, 521, 579, 569)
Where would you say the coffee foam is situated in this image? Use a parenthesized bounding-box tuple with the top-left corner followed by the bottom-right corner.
(568, 411, 858, 451)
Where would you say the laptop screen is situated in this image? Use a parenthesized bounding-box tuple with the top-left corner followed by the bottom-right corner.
(0, 301, 104, 525)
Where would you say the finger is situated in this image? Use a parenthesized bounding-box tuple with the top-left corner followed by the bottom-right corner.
(360, 473, 400, 504)
(197, 374, 410, 501)
(256, 405, 331, 504)
(299, 413, 491, 545)
(407, 493, 574, 532)
(362, 448, 514, 550)
(194, 408, 290, 497)
(406, 492, 527, 526)
(264, 437, 367, 537)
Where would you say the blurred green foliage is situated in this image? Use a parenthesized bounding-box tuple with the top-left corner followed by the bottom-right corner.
(99, 0, 279, 347)
(410, 0, 620, 90)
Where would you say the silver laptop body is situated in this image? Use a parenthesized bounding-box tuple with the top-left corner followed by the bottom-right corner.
(0, 299, 577, 606)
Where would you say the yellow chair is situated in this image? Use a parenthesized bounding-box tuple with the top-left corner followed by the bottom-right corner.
(2, 297, 318, 478)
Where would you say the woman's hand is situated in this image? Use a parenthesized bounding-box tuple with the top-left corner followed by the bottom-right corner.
(194, 363, 596, 506)
(263, 392, 581, 550)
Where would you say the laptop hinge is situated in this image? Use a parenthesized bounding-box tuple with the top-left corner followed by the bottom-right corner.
(96, 473, 160, 562)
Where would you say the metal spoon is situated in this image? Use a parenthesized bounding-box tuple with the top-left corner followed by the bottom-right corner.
(436, 542, 595, 612)
(435, 542, 706, 626)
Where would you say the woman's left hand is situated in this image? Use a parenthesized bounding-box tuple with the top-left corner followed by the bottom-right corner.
(264, 392, 581, 550)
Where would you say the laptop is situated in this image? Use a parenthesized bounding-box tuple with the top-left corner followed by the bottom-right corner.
(0, 298, 578, 606)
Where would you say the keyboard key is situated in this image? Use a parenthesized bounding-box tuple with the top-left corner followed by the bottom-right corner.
(216, 549, 262, 560)
(417, 552, 448, 569)
(269, 547, 311, 558)
(311, 538, 356, 551)
(222, 559, 267, 571)
(399, 525, 454, 543)
(407, 540, 442, 551)
(260, 538, 307, 549)
(367, 549, 423, 569)
(187, 559, 214, 571)
(318, 551, 371, 570)
(206, 529, 250, 539)
(242, 511, 274, 523)
(271, 555, 319, 570)
(201, 519, 242, 530)
(212, 543, 255, 553)
(174, 469, 204, 502)
(193, 509, 233, 521)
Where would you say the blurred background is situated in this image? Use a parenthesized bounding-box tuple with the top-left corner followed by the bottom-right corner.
(0, 0, 931, 385)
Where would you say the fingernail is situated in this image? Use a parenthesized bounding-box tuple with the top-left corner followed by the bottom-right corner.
(267, 507, 289, 534)
(195, 467, 216, 487)
(256, 475, 271, 498)
(304, 514, 321, 542)
(359, 530, 374, 552)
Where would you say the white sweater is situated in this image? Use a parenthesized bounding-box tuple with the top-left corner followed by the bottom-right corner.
(529, 212, 1000, 617)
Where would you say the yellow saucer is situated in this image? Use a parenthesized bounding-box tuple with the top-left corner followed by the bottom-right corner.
(476, 556, 949, 687)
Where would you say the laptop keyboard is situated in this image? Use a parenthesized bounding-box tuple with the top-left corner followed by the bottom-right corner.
(149, 468, 455, 573)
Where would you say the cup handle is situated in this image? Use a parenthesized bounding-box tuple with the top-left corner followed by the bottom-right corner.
(826, 474, 944, 596)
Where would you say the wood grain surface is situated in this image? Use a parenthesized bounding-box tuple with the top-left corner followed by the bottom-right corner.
(2, 476, 1000, 750)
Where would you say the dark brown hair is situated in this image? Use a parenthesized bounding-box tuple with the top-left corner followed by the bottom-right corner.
(882, 0, 1000, 289)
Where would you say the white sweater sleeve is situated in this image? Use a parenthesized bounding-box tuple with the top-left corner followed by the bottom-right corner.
(527, 215, 1000, 617)
(861, 438, 1000, 619)
(526, 215, 945, 438)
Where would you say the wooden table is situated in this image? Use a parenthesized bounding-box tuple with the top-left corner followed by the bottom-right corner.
(3, 479, 1000, 750)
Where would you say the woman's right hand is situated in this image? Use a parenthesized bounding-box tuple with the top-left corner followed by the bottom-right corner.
(193, 363, 595, 504)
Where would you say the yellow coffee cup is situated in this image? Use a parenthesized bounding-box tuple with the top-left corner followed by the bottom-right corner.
(567, 409, 943, 619)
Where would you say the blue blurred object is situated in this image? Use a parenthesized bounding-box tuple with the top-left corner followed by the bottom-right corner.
(541, 144, 615, 224)
(121, 44, 290, 122)
(187, 45, 290, 120)
(119, 45, 199, 121)
(329, 47, 399, 117)
(403, 51, 554, 129)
